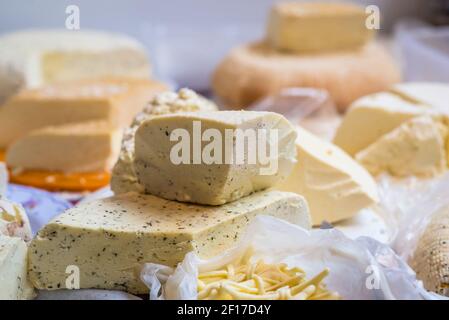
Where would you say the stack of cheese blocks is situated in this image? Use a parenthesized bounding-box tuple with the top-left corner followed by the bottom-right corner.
(213, 1, 400, 111)
(28, 89, 315, 295)
(0, 30, 168, 191)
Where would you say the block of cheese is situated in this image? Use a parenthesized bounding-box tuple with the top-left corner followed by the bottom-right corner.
(276, 126, 378, 225)
(334, 83, 449, 156)
(28, 190, 311, 294)
(134, 111, 297, 205)
(266, 2, 374, 53)
(0, 29, 151, 103)
(0, 235, 35, 299)
(6, 121, 122, 173)
(333, 92, 439, 156)
(111, 89, 218, 194)
(0, 77, 167, 149)
(356, 116, 448, 177)
(0, 198, 32, 242)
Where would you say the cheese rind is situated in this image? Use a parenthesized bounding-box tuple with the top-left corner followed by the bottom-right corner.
(6, 121, 122, 173)
(266, 2, 374, 53)
(277, 127, 378, 225)
(111, 89, 218, 194)
(28, 190, 311, 294)
(134, 111, 297, 205)
(0, 78, 166, 149)
(0, 30, 151, 103)
(0, 235, 35, 300)
(356, 116, 448, 177)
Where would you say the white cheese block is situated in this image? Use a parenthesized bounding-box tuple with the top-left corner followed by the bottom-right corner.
(29, 190, 311, 294)
(266, 2, 374, 53)
(0, 198, 32, 242)
(333, 92, 440, 156)
(111, 89, 218, 194)
(134, 111, 297, 205)
(356, 116, 448, 177)
(277, 126, 378, 225)
(0, 78, 166, 149)
(0, 29, 151, 103)
(0, 235, 35, 300)
(6, 121, 122, 173)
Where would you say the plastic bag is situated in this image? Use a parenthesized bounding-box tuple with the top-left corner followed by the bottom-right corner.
(374, 173, 449, 262)
(141, 216, 437, 300)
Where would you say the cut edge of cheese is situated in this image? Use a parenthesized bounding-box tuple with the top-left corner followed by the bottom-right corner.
(29, 190, 310, 294)
(277, 126, 378, 225)
(356, 116, 449, 178)
(0, 234, 35, 300)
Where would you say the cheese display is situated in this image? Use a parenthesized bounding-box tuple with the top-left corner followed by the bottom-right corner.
(0, 29, 151, 104)
(267, 2, 373, 53)
(111, 89, 218, 194)
(6, 121, 122, 173)
(334, 82, 449, 178)
(411, 207, 449, 296)
(276, 126, 378, 225)
(356, 117, 448, 178)
(134, 111, 297, 205)
(213, 2, 399, 110)
(197, 248, 339, 300)
(0, 235, 35, 300)
(0, 77, 167, 149)
(29, 190, 311, 294)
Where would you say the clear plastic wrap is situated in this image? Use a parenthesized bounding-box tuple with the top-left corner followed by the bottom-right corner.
(141, 216, 440, 300)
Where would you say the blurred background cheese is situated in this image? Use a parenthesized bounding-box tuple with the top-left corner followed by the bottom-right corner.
(134, 111, 297, 205)
(267, 2, 374, 53)
(356, 116, 448, 177)
(0, 29, 151, 104)
(29, 190, 311, 294)
(276, 126, 379, 225)
(0, 234, 35, 300)
(0, 78, 167, 149)
(112, 89, 218, 194)
(6, 121, 122, 173)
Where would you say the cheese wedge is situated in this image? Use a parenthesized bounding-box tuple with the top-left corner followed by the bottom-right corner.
(6, 121, 122, 173)
(356, 116, 448, 177)
(0, 29, 151, 103)
(266, 2, 374, 53)
(0, 198, 32, 242)
(111, 89, 218, 194)
(29, 190, 311, 294)
(0, 235, 35, 300)
(134, 111, 297, 205)
(334, 83, 449, 156)
(277, 127, 378, 225)
(0, 78, 167, 149)
(333, 92, 438, 156)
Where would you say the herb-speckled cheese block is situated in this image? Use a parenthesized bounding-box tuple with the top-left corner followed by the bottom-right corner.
(134, 111, 297, 205)
(29, 190, 310, 294)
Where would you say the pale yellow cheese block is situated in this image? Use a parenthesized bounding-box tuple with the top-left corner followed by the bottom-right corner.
(28, 190, 311, 294)
(277, 126, 378, 225)
(134, 111, 297, 205)
(0, 29, 152, 104)
(0, 77, 167, 149)
(6, 121, 122, 173)
(111, 89, 218, 194)
(0, 235, 35, 300)
(267, 2, 374, 53)
(334, 83, 449, 157)
(356, 116, 448, 178)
